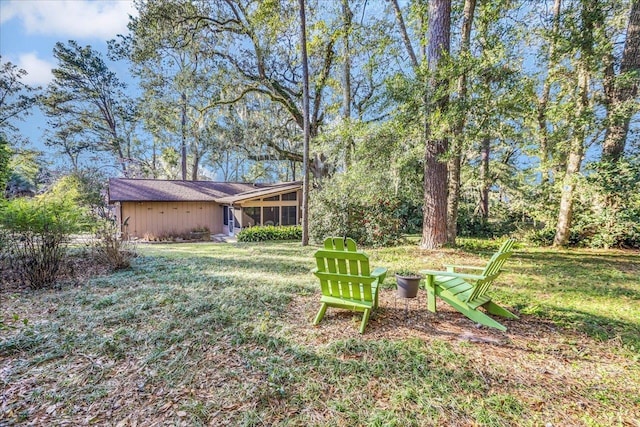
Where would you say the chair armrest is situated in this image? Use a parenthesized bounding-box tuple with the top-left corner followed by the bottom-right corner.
(371, 267, 388, 282)
(444, 264, 485, 272)
(420, 269, 486, 281)
(371, 267, 387, 277)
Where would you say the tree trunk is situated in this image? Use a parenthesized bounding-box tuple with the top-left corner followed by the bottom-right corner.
(299, 0, 310, 246)
(554, 65, 588, 247)
(342, 0, 353, 169)
(446, 0, 476, 245)
(554, 0, 602, 247)
(180, 92, 187, 180)
(191, 141, 200, 181)
(421, 0, 451, 249)
(390, 0, 419, 69)
(602, 0, 640, 161)
(479, 136, 490, 219)
(152, 137, 158, 179)
(116, 144, 127, 175)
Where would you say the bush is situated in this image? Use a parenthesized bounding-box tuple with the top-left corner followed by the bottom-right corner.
(90, 220, 136, 270)
(236, 225, 302, 242)
(0, 177, 88, 289)
(571, 159, 640, 249)
(142, 227, 211, 242)
(309, 174, 404, 247)
(523, 227, 556, 246)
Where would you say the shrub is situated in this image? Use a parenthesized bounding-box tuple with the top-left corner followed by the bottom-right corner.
(571, 159, 640, 249)
(90, 220, 136, 270)
(236, 225, 302, 242)
(141, 227, 210, 242)
(309, 177, 403, 247)
(0, 177, 88, 289)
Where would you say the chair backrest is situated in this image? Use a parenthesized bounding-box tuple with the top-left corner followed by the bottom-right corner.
(467, 251, 512, 302)
(314, 243, 376, 303)
(324, 236, 358, 252)
(497, 238, 516, 254)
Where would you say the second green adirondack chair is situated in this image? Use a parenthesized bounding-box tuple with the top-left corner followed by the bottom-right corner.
(420, 240, 518, 331)
(441, 238, 515, 274)
(312, 237, 387, 334)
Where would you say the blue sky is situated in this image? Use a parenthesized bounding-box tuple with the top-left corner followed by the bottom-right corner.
(1, 0, 137, 154)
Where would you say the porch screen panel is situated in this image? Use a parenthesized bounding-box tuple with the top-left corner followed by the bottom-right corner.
(263, 206, 279, 226)
(281, 206, 297, 226)
(244, 207, 260, 227)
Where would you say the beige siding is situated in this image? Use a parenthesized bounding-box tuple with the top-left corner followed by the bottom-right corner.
(121, 201, 222, 238)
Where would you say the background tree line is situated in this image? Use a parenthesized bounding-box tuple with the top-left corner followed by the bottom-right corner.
(1, 0, 639, 249)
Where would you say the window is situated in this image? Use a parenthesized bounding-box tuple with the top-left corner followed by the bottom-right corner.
(263, 206, 279, 226)
(282, 191, 297, 201)
(281, 206, 297, 226)
(243, 207, 261, 227)
(223, 206, 228, 225)
(263, 195, 279, 201)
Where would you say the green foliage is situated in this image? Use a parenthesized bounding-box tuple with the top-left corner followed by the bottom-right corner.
(523, 227, 556, 247)
(68, 169, 110, 218)
(310, 173, 403, 247)
(42, 41, 129, 167)
(1, 177, 87, 233)
(236, 225, 302, 242)
(569, 159, 640, 248)
(521, 159, 640, 249)
(4, 148, 43, 197)
(0, 176, 90, 289)
(456, 200, 519, 239)
(311, 120, 425, 247)
(0, 58, 40, 135)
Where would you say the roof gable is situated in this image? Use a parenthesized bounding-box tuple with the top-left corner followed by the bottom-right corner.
(216, 183, 302, 204)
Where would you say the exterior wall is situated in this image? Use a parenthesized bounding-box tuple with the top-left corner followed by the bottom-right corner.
(121, 201, 222, 238)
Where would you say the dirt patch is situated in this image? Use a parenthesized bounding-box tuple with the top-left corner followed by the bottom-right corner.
(0, 252, 111, 294)
(289, 288, 640, 425)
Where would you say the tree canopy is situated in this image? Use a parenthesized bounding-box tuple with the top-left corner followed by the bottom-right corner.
(2, 0, 639, 247)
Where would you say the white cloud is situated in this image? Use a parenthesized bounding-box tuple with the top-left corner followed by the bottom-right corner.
(0, 0, 136, 39)
(14, 53, 55, 86)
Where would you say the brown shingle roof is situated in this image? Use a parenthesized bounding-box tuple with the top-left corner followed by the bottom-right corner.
(108, 179, 301, 203)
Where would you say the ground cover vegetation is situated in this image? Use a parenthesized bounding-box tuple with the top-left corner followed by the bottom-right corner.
(1, 240, 638, 425)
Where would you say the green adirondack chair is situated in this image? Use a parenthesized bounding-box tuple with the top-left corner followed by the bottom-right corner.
(442, 238, 515, 274)
(420, 241, 518, 331)
(312, 237, 387, 334)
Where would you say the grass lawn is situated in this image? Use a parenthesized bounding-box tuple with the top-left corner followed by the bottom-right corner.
(1, 239, 639, 426)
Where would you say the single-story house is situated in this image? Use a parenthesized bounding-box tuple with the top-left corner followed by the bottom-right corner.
(108, 178, 302, 239)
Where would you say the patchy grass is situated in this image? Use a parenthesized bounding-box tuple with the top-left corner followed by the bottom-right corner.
(1, 239, 639, 426)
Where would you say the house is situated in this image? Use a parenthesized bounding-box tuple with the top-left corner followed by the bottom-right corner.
(108, 178, 302, 239)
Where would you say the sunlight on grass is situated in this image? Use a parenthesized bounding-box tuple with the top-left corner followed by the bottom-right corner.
(1, 239, 638, 425)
